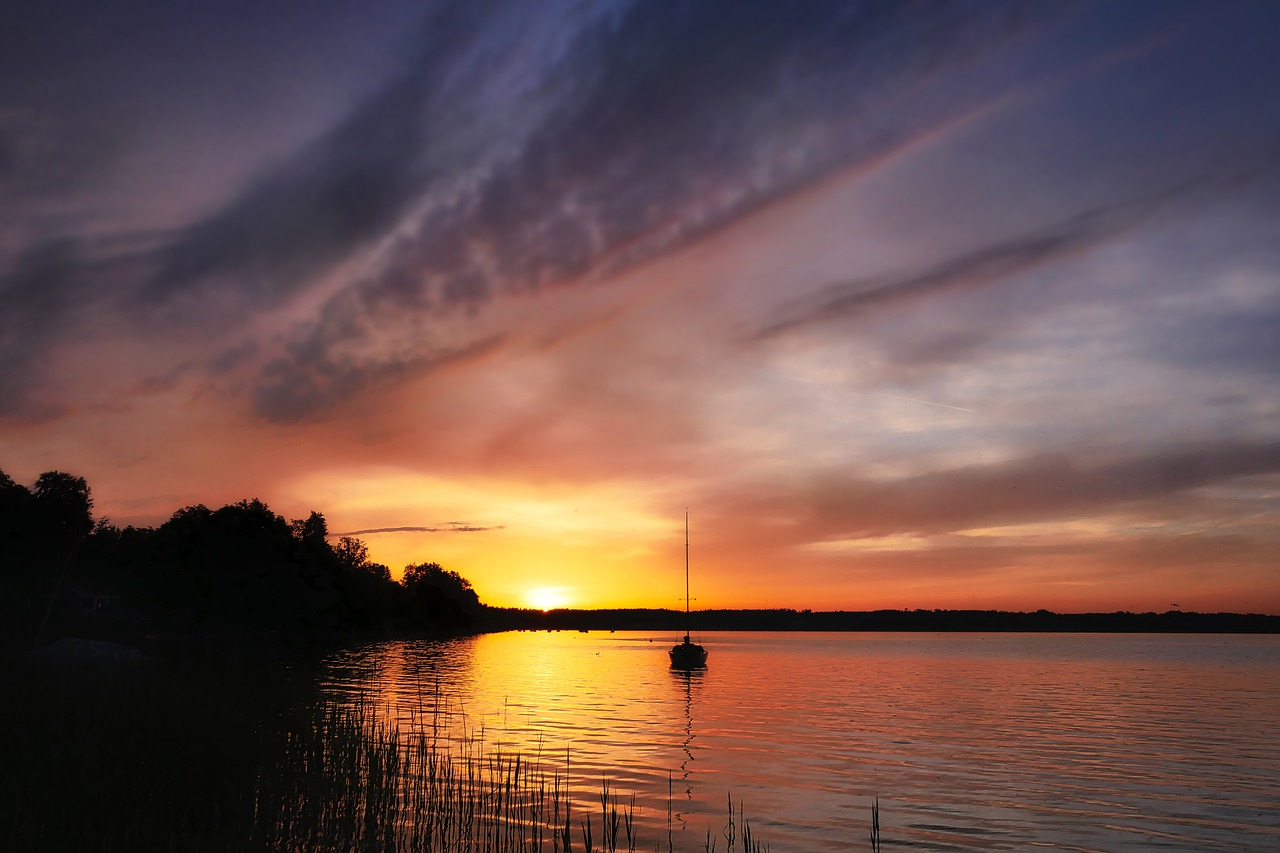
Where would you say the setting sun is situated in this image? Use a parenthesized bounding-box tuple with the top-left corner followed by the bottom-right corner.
(525, 587, 572, 612)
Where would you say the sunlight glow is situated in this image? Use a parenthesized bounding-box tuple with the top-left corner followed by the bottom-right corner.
(801, 533, 934, 554)
(276, 467, 680, 609)
(526, 587, 571, 612)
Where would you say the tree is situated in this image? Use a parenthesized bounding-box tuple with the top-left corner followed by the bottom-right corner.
(32, 471, 94, 539)
(0, 468, 32, 526)
(333, 536, 370, 570)
(332, 536, 391, 580)
(402, 562, 473, 593)
(0, 468, 33, 575)
(290, 511, 328, 543)
(401, 561, 481, 629)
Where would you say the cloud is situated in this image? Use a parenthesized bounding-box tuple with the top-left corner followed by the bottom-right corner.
(0, 127, 16, 182)
(0, 105, 122, 211)
(1143, 304, 1280, 375)
(710, 439, 1280, 543)
(235, 0, 1040, 422)
(145, 77, 428, 309)
(249, 333, 504, 424)
(0, 240, 87, 419)
(749, 170, 1261, 342)
(802, 529, 1278, 610)
(0, 2, 1050, 424)
(142, 4, 511, 311)
(0, 231, 175, 421)
(335, 524, 504, 536)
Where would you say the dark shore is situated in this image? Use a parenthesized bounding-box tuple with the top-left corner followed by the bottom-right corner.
(482, 607, 1280, 634)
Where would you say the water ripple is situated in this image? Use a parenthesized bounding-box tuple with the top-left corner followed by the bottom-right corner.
(321, 632, 1280, 852)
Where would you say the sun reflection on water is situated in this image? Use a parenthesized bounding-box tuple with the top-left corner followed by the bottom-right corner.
(321, 631, 1280, 852)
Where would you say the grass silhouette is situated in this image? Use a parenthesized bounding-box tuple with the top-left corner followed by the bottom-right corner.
(3, 657, 773, 852)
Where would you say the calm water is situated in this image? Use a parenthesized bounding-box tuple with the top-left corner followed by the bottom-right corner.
(320, 632, 1280, 852)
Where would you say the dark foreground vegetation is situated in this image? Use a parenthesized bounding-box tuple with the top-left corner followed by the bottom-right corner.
(2, 657, 770, 853)
(1, 468, 483, 655)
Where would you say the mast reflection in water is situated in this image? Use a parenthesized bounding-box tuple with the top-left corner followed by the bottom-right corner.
(672, 668, 702, 800)
(321, 631, 1280, 852)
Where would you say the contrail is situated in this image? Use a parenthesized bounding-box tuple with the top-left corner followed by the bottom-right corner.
(858, 389, 975, 413)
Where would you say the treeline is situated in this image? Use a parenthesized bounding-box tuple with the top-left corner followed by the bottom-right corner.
(487, 607, 1280, 634)
(1, 468, 482, 652)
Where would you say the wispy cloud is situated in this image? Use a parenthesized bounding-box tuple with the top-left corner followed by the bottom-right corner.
(226, 1, 1038, 422)
(1, 2, 1044, 424)
(143, 4, 511, 312)
(749, 168, 1270, 342)
(737, 439, 1280, 540)
(0, 240, 80, 418)
(249, 333, 505, 425)
(335, 523, 505, 536)
(0, 236, 150, 420)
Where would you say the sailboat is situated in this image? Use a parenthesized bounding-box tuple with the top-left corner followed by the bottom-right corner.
(669, 511, 708, 669)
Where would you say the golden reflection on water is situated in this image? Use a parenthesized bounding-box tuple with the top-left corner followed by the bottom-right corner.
(322, 632, 1280, 852)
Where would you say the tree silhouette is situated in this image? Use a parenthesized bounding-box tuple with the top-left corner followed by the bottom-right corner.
(402, 562, 481, 630)
(333, 535, 370, 570)
(2, 466, 487, 649)
(33, 471, 94, 539)
(290, 511, 329, 544)
(0, 468, 32, 569)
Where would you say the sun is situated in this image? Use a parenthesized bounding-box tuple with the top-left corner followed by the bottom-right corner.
(526, 587, 570, 612)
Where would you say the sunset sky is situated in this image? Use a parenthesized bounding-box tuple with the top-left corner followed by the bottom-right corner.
(2, 1, 1278, 613)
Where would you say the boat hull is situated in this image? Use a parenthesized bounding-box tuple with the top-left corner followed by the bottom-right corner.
(669, 640, 708, 669)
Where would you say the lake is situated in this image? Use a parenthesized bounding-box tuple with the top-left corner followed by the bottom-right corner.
(320, 631, 1280, 852)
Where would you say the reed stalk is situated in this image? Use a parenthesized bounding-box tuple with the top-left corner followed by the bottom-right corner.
(2, 658, 781, 853)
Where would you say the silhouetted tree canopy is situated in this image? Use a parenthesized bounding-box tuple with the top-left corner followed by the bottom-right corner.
(290, 511, 328, 543)
(33, 471, 94, 539)
(333, 535, 370, 570)
(401, 561, 482, 630)
(2, 469, 94, 578)
(0, 468, 31, 575)
(1, 468, 484, 650)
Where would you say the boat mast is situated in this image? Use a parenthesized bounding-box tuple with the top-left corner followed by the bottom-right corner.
(684, 509, 690, 638)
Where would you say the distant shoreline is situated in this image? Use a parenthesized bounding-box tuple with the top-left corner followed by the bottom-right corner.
(480, 607, 1280, 634)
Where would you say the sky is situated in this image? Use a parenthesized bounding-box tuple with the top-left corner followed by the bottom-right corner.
(2, 0, 1279, 614)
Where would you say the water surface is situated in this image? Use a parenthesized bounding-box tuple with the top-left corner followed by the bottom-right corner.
(322, 632, 1280, 851)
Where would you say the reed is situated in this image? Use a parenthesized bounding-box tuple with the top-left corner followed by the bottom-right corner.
(1, 658, 775, 852)
(702, 793, 768, 853)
